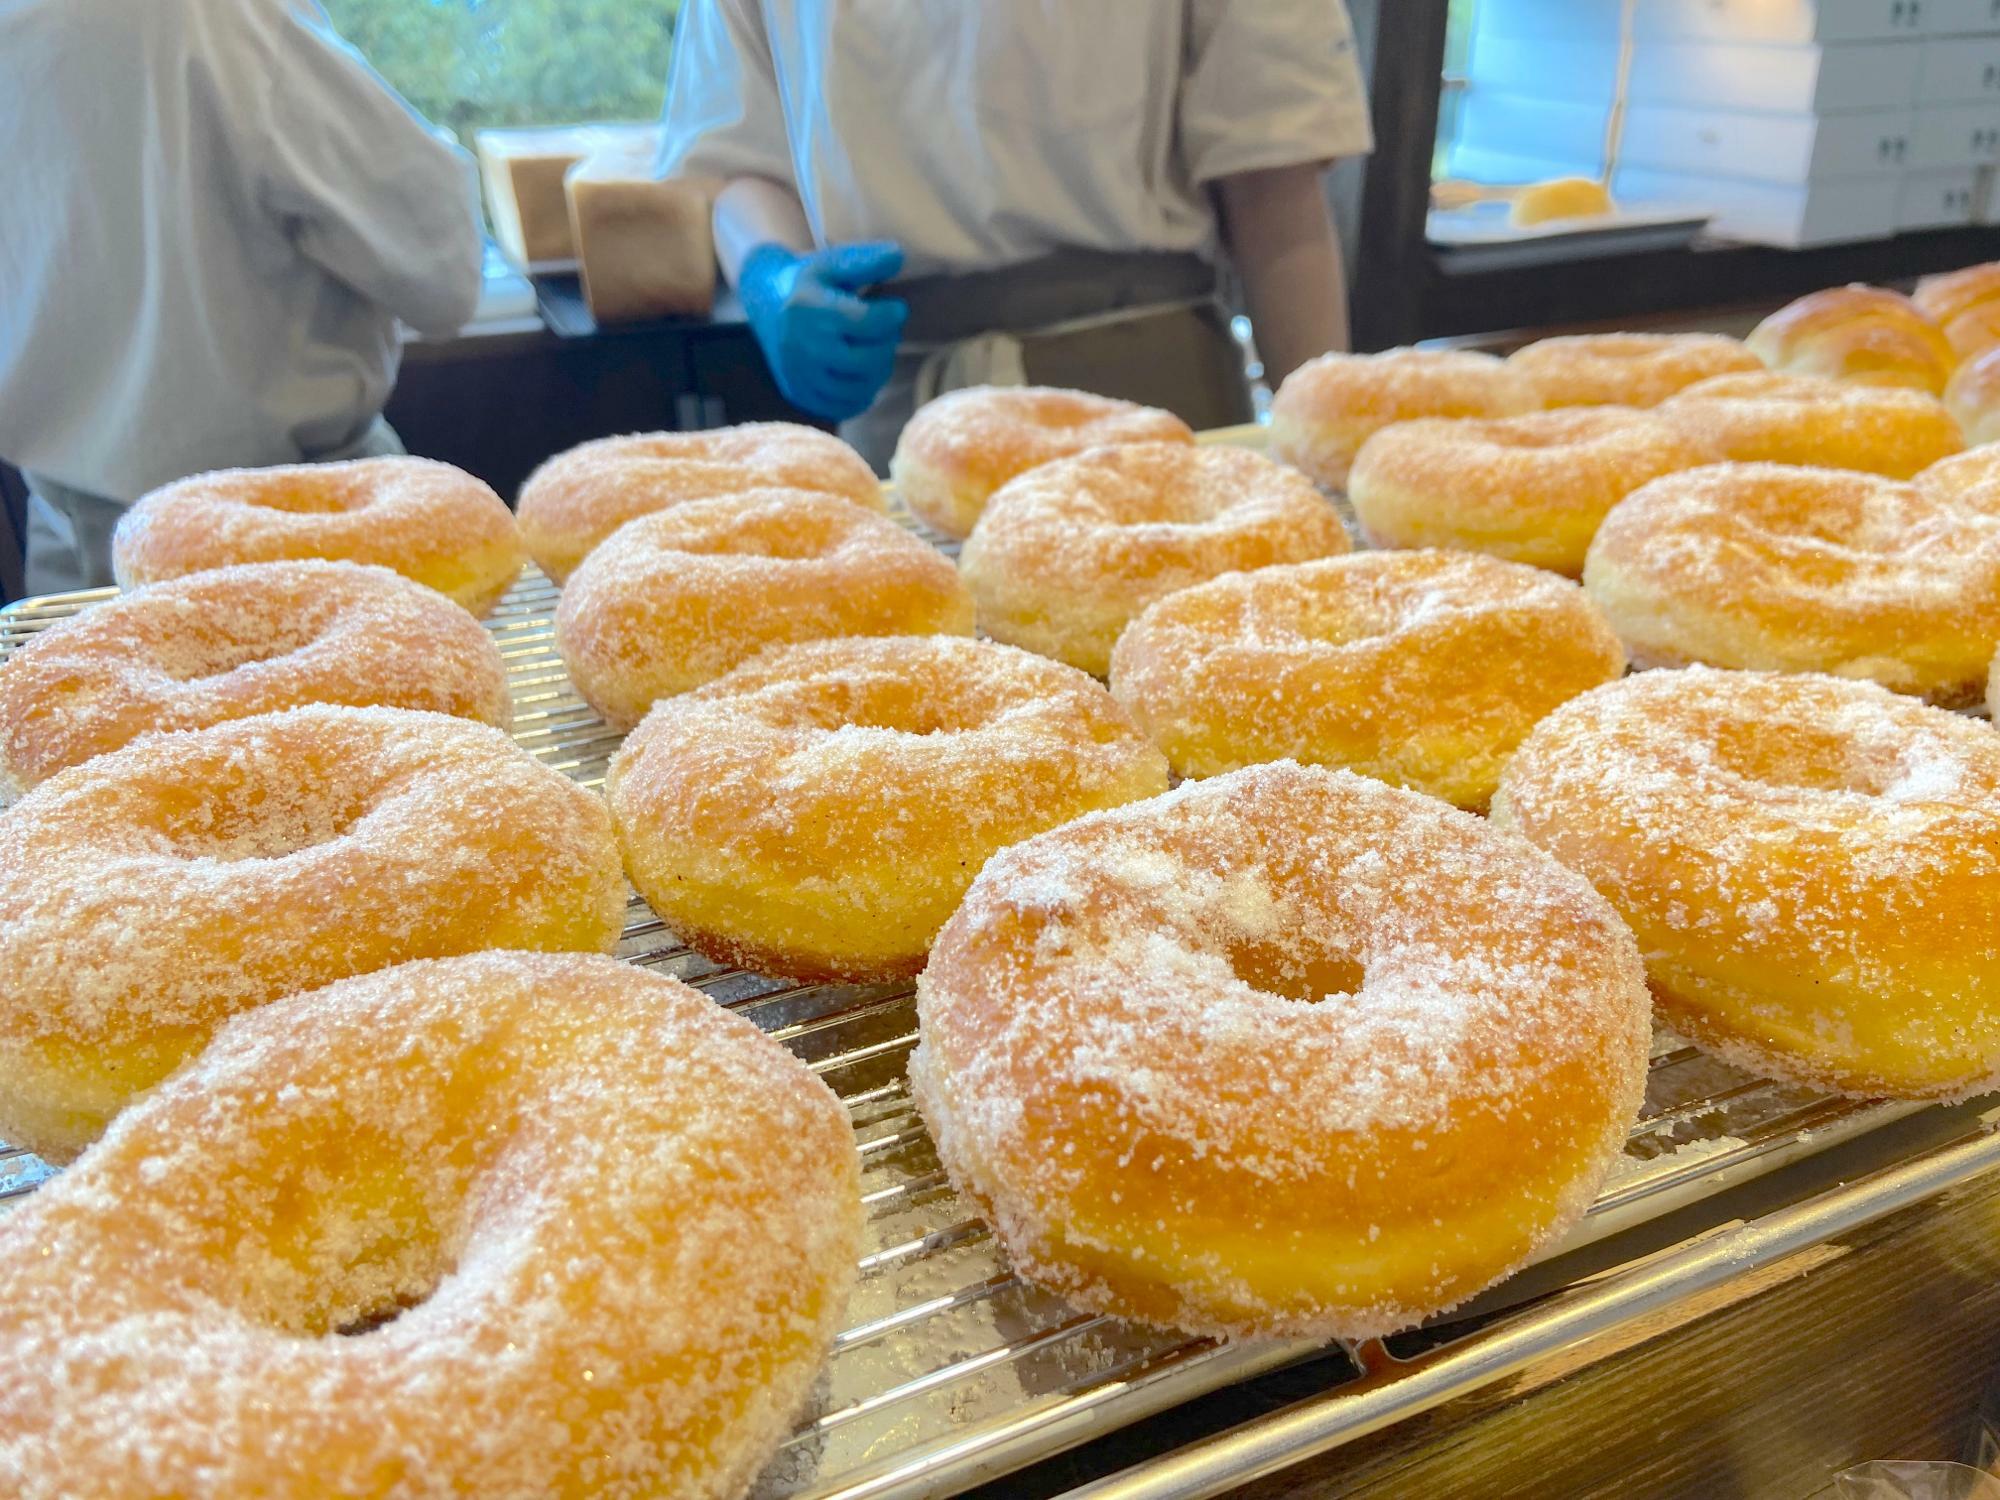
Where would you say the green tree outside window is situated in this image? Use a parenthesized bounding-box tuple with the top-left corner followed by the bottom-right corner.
(322, 0, 683, 140)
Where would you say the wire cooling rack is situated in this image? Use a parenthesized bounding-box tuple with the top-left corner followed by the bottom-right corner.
(0, 566, 1930, 1500)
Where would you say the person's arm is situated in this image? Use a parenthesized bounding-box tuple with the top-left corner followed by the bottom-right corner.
(1215, 163, 1350, 383)
(228, 0, 483, 336)
(713, 175, 814, 285)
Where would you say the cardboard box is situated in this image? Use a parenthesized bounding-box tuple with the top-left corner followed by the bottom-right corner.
(1470, 34, 1923, 112)
(1896, 164, 1984, 225)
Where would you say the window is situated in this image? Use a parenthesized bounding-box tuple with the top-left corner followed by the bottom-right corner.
(322, 0, 683, 140)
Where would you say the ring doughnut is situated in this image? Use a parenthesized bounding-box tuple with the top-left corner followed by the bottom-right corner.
(1347, 406, 1710, 575)
(1660, 371, 1964, 479)
(0, 704, 625, 1161)
(890, 385, 1195, 540)
(1943, 302, 2000, 364)
(0, 951, 862, 1500)
(1747, 285, 1957, 395)
(1494, 668, 2000, 1099)
(910, 761, 1651, 1340)
(111, 458, 525, 615)
(1945, 345, 2000, 448)
(1582, 460, 2000, 704)
(1912, 261, 2000, 327)
(958, 443, 1348, 675)
(1108, 550, 1624, 809)
(0, 561, 511, 794)
(1507, 332, 1762, 408)
(554, 489, 973, 728)
(1267, 348, 1538, 490)
(516, 424, 883, 581)
(608, 634, 1167, 980)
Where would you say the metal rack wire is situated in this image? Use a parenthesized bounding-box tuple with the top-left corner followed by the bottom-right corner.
(0, 569, 1933, 1500)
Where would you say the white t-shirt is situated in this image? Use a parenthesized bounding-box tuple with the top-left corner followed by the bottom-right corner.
(657, 0, 1375, 278)
(0, 0, 484, 502)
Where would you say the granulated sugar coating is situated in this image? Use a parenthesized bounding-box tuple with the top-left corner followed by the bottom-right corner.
(1493, 667, 2000, 1100)
(1582, 456, 2000, 705)
(606, 634, 1169, 982)
(890, 385, 1195, 540)
(958, 443, 1349, 677)
(0, 952, 863, 1500)
(553, 489, 974, 728)
(1659, 371, 1964, 479)
(1346, 405, 1712, 577)
(1267, 347, 1538, 491)
(110, 457, 526, 616)
(516, 424, 884, 581)
(1507, 332, 1763, 410)
(1108, 549, 1624, 809)
(0, 560, 512, 795)
(910, 762, 1652, 1341)
(0, 704, 627, 1162)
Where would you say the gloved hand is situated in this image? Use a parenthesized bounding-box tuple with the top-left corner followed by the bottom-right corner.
(738, 240, 909, 422)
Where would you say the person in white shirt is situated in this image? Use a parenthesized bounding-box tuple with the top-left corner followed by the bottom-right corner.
(657, 1, 1374, 467)
(0, 0, 485, 595)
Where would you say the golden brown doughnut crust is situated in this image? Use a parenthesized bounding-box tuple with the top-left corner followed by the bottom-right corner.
(1944, 301, 2000, 363)
(1583, 459, 2000, 704)
(1746, 285, 1957, 395)
(516, 424, 883, 581)
(1267, 348, 1538, 490)
(0, 561, 512, 795)
(0, 704, 626, 1161)
(0, 951, 863, 1500)
(1507, 332, 1762, 408)
(1347, 406, 1711, 576)
(910, 761, 1651, 1340)
(958, 443, 1348, 676)
(553, 488, 973, 727)
(1108, 550, 1624, 809)
(1494, 668, 2000, 1099)
(889, 385, 1195, 540)
(606, 634, 1168, 981)
(1661, 371, 1964, 479)
(1912, 261, 2000, 326)
(111, 458, 525, 615)
(1945, 345, 2000, 448)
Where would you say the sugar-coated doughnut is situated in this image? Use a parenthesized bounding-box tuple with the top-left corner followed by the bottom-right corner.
(1109, 551, 1624, 809)
(1661, 371, 1964, 479)
(0, 951, 862, 1500)
(1347, 406, 1710, 575)
(1510, 176, 1614, 226)
(1267, 348, 1539, 490)
(1747, 285, 1957, 395)
(1943, 301, 2000, 364)
(1912, 260, 2000, 327)
(958, 443, 1348, 676)
(1507, 332, 1762, 409)
(111, 457, 525, 615)
(1583, 460, 2000, 705)
(910, 761, 1651, 1340)
(1494, 669, 2000, 1099)
(554, 489, 972, 728)
(0, 561, 510, 795)
(0, 705, 625, 1162)
(1945, 345, 2000, 448)
(516, 424, 883, 581)
(890, 385, 1195, 540)
(607, 635, 1168, 981)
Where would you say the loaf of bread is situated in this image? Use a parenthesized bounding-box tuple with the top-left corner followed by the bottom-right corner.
(477, 123, 659, 268)
(566, 147, 718, 325)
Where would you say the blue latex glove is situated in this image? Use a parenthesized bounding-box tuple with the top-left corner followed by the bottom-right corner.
(738, 240, 909, 422)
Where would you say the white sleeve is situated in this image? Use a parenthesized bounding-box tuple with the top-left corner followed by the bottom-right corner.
(655, 0, 795, 186)
(1180, 0, 1376, 187)
(229, 0, 485, 336)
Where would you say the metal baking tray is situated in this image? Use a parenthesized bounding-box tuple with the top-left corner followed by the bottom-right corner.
(0, 567, 1940, 1500)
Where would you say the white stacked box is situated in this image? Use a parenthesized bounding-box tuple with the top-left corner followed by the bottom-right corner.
(1451, 0, 2000, 246)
